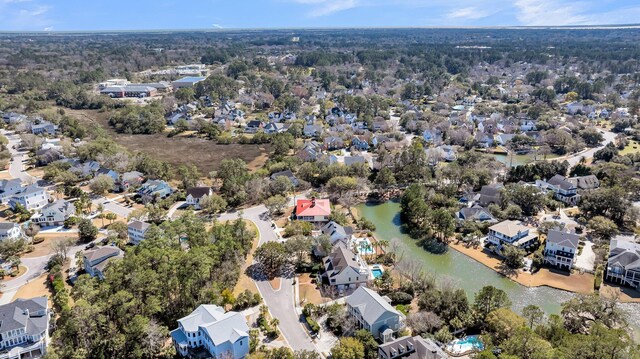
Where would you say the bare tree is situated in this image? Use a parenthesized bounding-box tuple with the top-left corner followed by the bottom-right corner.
(51, 238, 75, 261)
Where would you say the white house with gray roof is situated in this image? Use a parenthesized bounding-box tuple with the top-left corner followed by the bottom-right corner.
(128, 220, 151, 245)
(487, 220, 539, 250)
(9, 185, 49, 211)
(31, 199, 75, 227)
(346, 287, 405, 343)
(544, 229, 580, 270)
(378, 335, 447, 359)
(170, 304, 249, 359)
(535, 174, 580, 205)
(0, 179, 23, 204)
(0, 296, 50, 359)
(83, 247, 122, 280)
(0, 223, 24, 242)
(323, 243, 370, 291)
(605, 239, 640, 289)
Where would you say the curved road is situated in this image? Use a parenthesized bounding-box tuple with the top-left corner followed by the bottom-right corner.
(553, 129, 616, 167)
(219, 205, 316, 352)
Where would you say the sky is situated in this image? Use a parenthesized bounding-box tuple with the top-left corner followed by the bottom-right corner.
(1, 0, 640, 31)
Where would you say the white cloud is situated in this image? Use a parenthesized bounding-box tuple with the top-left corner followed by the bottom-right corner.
(212, 23, 223, 29)
(514, 0, 591, 26)
(447, 7, 490, 20)
(0, 1, 52, 31)
(290, 0, 360, 17)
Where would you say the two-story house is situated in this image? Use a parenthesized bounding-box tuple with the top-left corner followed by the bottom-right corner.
(378, 335, 447, 359)
(0, 296, 50, 359)
(185, 187, 213, 210)
(31, 200, 75, 227)
(116, 171, 144, 192)
(170, 304, 249, 359)
(544, 229, 580, 270)
(137, 180, 173, 203)
(605, 239, 640, 289)
(536, 174, 580, 205)
(293, 198, 331, 223)
(29, 120, 58, 135)
(323, 244, 370, 292)
(83, 247, 123, 279)
(457, 205, 497, 223)
(9, 185, 49, 211)
(0, 222, 23, 242)
(0, 179, 23, 204)
(346, 287, 405, 343)
(487, 220, 539, 251)
(128, 220, 151, 245)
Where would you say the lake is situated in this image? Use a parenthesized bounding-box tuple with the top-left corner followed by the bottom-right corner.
(356, 200, 640, 332)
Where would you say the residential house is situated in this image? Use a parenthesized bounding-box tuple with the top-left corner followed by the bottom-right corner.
(270, 170, 299, 187)
(323, 244, 370, 291)
(0, 223, 23, 242)
(378, 335, 447, 359)
(0, 179, 23, 204)
(476, 183, 504, 207)
(303, 124, 323, 138)
(373, 120, 391, 132)
(263, 122, 285, 134)
(117, 171, 144, 192)
(170, 304, 249, 359)
(495, 133, 516, 146)
(0, 297, 50, 359)
(128, 220, 151, 245)
(35, 148, 63, 166)
(244, 120, 263, 133)
(83, 247, 123, 279)
(137, 180, 173, 202)
(487, 220, 539, 250)
(96, 167, 119, 183)
(567, 175, 600, 192)
(321, 221, 352, 244)
(29, 121, 58, 136)
(605, 239, 640, 289)
(352, 136, 370, 151)
(9, 185, 49, 211)
(422, 129, 439, 144)
(64, 159, 100, 178)
(457, 205, 497, 223)
(297, 141, 323, 162)
(294, 198, 331, 223)
(1, 112, 26, 125)
(31, 200, 75, 227)
(185, 187, 213, 210)
(346, 287, 405, 343)
(544, 229, 580, 270)
(436, 145, 457, 162)
(324, 136, 345, 150)
(536, 174, 580, 205)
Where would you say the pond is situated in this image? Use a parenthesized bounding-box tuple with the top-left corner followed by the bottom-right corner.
(490, 153, 561, 167)
(356, 200, 640, 333)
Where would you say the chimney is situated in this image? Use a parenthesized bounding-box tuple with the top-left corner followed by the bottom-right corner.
(311, 197, 316, 207)
(23, 309, 29, 316)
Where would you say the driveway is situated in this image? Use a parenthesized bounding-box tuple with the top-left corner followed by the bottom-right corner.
(90, 195, 133, 218)
(574, 240, 596, 272)
(219, 205, 316, 352)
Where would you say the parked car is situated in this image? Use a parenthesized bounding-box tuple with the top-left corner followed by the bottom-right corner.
(85, 242, 96, 250)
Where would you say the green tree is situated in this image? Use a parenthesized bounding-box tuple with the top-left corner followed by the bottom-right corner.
(254, 242, 288, 279)
(174, 87, 195, 103)
(473, 286, 512, 321)
(89, 174, 115, 195)
(264, 195, 288, 216)
(78, 218, 98, 243)
(199, 194, 228, 215)
(330, 337, 365, 359)
(522, 304, 545, 329)
(587, 216, 618, 242)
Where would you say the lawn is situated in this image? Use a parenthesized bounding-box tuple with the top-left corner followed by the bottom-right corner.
(66, 109, 271, 174)
(232, 220, 261, 296)
(620, 140, 640, 155)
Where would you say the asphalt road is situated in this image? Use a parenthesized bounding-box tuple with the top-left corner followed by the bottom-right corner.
(219, 204, 317, 352)
(3, 130, 36, 183)
(559, 129, 617, 167)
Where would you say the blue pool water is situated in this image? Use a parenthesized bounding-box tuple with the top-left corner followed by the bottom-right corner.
(372, 268, 383, 278)
(446, 335, 484, 354)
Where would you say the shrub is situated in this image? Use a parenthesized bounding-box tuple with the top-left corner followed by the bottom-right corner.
(594, 264, 603, 290)
(32, 237, 45, 244)
(388, 291, 413, 305)
(305, 316, 320, 333)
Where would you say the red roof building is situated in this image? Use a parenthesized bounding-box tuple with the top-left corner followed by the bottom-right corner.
(294, 198, 331, 222)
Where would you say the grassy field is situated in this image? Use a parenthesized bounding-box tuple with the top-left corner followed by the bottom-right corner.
(67, 109, 270, 174)
(620, 140, 640, 155)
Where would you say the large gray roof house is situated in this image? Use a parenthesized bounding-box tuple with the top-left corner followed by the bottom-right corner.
(0, 296, 50, 359)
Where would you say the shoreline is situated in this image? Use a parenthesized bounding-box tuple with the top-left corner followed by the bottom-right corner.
(448, 241, 640, 303)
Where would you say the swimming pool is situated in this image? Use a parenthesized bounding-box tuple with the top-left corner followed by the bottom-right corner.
(445, 335, 484, 355)
(372, 268, 383, 278)
(356, 238, 375, 255)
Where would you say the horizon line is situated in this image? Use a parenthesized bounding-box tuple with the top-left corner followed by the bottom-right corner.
(1, 24, 640, 35)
